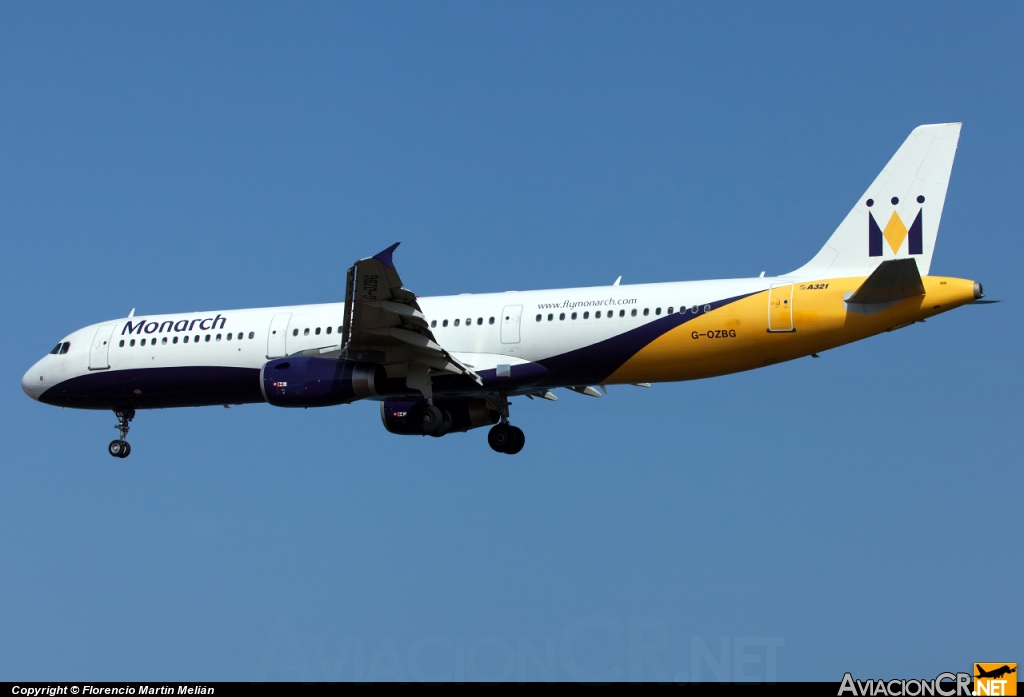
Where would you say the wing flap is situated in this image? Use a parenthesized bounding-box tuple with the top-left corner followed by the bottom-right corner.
(341, 243, 482, 391)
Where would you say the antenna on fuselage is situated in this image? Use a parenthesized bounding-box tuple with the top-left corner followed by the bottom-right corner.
(128, 308, 135, 317)
(613, 276, 621, 286)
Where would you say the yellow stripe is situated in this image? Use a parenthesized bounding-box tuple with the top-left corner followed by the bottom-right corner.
(605, 276, 977, 384)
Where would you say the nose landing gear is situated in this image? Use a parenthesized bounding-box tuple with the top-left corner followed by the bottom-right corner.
(487, 395, 525, 455)
(108, 409, 135, 458)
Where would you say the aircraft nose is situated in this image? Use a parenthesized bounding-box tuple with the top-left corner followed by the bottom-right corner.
(22, 361, 41, 400)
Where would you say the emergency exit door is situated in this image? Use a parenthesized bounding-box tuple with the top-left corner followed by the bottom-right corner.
(500, 305, 523, 344)
(767, 284, 795, 332)
(267, 313, 291, 358)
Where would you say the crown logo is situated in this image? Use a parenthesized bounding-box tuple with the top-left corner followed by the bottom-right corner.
(867, 197, 923, 257)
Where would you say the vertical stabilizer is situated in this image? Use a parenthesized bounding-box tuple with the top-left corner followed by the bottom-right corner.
(788, 123, 961, 278)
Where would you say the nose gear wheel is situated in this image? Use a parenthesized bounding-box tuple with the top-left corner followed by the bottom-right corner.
(109, 409, 135, 458)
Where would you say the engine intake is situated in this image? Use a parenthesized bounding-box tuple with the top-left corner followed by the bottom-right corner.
(261, 357, 381, 407)
(381, 399, 498, 436)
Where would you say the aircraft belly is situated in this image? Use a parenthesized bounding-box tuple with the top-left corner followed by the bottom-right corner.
(39, 365, 264, 410)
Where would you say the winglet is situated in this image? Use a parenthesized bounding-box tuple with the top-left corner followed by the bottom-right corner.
(373, 242, 401, 269)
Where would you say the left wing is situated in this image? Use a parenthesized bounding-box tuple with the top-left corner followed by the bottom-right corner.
(340, 243, 481, 398)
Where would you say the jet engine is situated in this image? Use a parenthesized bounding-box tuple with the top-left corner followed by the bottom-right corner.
(381, 399, 499, 437)
(261, 356, 382, 407)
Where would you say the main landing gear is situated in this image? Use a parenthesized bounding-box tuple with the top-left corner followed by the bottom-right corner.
(487, 396, 525, 455)
(420, 404, 452, 438)
(108, 409, 134, 458)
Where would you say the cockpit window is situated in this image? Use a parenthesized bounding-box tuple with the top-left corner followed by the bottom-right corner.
(50, 343, 62, 355)
(59, 342, 70, 354)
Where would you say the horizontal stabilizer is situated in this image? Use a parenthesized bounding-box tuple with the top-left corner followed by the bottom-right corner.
(846, 259, 925, 305)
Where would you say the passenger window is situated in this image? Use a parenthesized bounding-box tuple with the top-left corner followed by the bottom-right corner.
(315, 327, 321, 335)
(643, 308, 649, 316)
(130, 339, 136, 347)
(216, 334, 222, 341)
(489, 317, 495, 325)
(293, 329, 299, 336)
(571, 312, 577, 320)
(454, 319, 460, 327)
(655, 308, 661, 315)
(619, 309, 625, 317)
(119, 340, 125, 347)
(668, 307, 674, 314)
(227, 333, 232, 340)
(596, 311, 601, 318)
(443, 320, 449, 327)
(173, 337, 178, 344)
(583, 311, 589, 319)
(704, 304, 711, 313)
(205, 334, 211, 342)
(691, 306, 698, 314)
(477, 318, 483, 325)
(183, 336, 189, 344)
(162, 337, 167, 345)
(194, 335, 200, 343)
(547, 314, 553, 321)
(250, 332, 255, 339)
(303, 328, 310, 336)
(326, 327, 332, 334)
(536, 314, 542, 322)
(336, 327, 342, 335)
(559, 313, 565, 321)
(631, 309, 637, 317)
(430, 320, 437, 328)
(466, 318, 471, 327)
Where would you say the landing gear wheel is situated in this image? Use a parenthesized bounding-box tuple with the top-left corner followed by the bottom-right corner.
(505, 426, 525, 455)
(429, 409, 452, 438)
(110, 409, 135, 458)
(488, 423, 513, 453)
(421, 405, 445, 436)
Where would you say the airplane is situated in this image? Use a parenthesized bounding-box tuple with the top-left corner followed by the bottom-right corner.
(22, 123, 989, 457)
(976, 665, 1016, 680)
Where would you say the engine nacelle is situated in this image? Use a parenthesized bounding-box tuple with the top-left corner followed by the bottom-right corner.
(261, 357, 382, 407)
(381, 399, 499, 436)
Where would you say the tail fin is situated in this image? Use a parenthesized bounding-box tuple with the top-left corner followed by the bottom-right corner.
(788, 123, 961, 278)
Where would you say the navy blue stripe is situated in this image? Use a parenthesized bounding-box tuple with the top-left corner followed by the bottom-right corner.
(536, 292, 759, 385)
(39, 366, 264, 410)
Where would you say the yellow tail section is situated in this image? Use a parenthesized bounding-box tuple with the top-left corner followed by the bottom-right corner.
(606, 276, 978, 384)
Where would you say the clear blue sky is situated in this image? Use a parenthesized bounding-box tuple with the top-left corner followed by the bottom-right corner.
(1, 2, 1020, 681)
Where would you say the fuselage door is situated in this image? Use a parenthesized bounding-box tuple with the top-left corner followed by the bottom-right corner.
(500, 305, 523, 344)
(88, 323, 117, 371)
(767, 283, 795, 332)
(267, 313, 292, 358)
